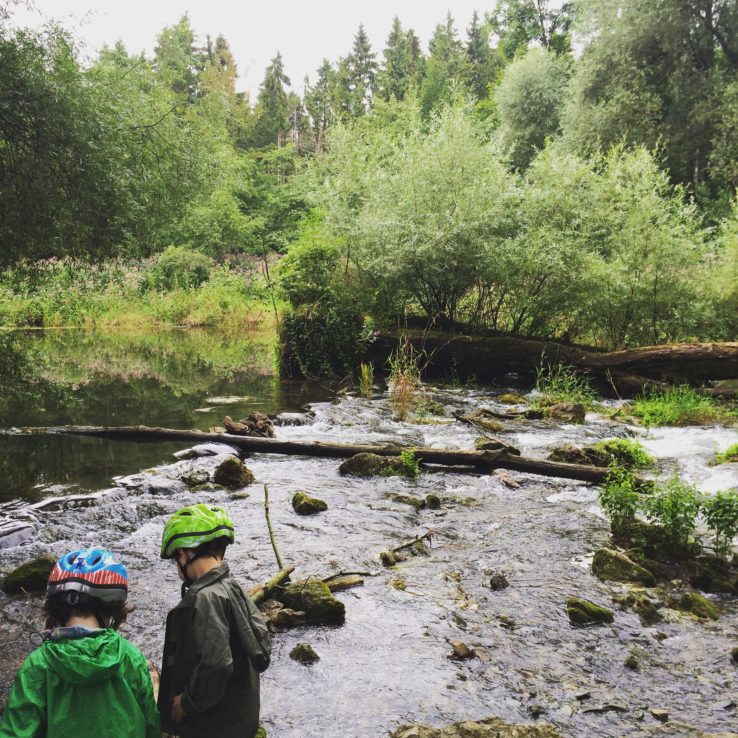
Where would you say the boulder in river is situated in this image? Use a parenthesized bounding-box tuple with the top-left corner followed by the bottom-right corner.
(676, 592, 719, 621)
(544, 403, 586, 424)
(390, 716, 562, 738)
(290, 643, 320, 665)
(688, 554, 738, 595)
(2, 556, 56, 594)
(339, 453, 413, 478)
(213, 457, 255, 489)
(592, 548, 656, 586)
(566, 596, 614, 625)
(278, 579, 345, 624)
(291, 492, 328, 515)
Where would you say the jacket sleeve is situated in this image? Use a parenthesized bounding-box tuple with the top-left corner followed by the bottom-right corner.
(0, 653, 46, 738)
(180, 592, 234, 717)
(233, 585, 271, 673)
(127, 650, 163, 738)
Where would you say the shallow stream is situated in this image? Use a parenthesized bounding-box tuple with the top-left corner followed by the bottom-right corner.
(0, 330, 737, 737)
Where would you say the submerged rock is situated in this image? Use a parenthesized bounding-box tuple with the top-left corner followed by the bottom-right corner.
(544, 403, 586, 424)
(2, 556, 56, 594)
(566, 596, 614, 626)
(449, 641, 476, 660)
(180, 469, 210, 488)
(279, 580, 345, 624)
(616, 592, 662, 626)
(339, 452, 418, 478)
(592, 548, 656, 586)
(291, 492, 328, 515)
(289, 643, 320, 665)
(676, 592, 719, 621)
(488, 572, 510, 591)
(390, 717, 562, 738)
(497, 393, 528, 405)
(547, 445, 595, 466)
(213, 457, 255, 489)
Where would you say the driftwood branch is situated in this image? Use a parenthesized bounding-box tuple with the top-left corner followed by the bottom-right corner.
(16, 425, 621, 483)
(263, 484, 283, 570)
(249, 566, 294, 605)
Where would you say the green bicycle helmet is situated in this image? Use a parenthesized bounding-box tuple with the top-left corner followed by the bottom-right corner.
(160, 503, 235, 559)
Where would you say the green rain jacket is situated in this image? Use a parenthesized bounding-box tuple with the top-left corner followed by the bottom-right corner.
(0, 628, 160, 738)
(158, 562, 271, 738)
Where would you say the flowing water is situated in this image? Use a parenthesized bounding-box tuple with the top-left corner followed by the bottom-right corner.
(0, 330, 737, 737)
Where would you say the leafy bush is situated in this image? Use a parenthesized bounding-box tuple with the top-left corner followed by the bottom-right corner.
(144, 247, 213, 290)
(388, 336, 422, 421)
(533, 362, 597, 408)
(631, 386, 733, 427)
(642, 475, 702, 548)
(701, 490, 738, 558)
(599, 467, 640, 537)
(399, 449, 421, 479)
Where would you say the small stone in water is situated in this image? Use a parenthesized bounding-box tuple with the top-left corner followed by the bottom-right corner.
(624, 654, 639, 671)
(649, 708, 668, 723)
(497, 614, 516, 630)
(488, 572, 510, 590)
(289, 643, 320, 665)
(450, 640, 475, 660)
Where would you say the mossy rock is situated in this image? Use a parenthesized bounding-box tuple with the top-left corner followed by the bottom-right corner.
(617, 593, 662, 626)
(547, 445, 595, 466)
(544, 403, 586, 424)
(339, 453, 411, 477)
(213, 457, 255, 489)
(587, 439, 653, 469)
(292, 492, 327, 515)
(279, 580, 345, 624)
(497, 393, 527, 405)
(387, 493, 426, 510)
(687, 555, 738, 594)
(676, 592, 719, 621)
(425, 493, 442, 510)
(592, 548, 656, 586)
(180, 469, 210, 488)
(390, 716, 562, 738)
(289, 643, 320, 664)
(2, 556, 56, 594)
(255, 724, 267, 738)
(414, 397, 446, 416)
(475, 438, 521, 455)
(566, 596, 614, 626)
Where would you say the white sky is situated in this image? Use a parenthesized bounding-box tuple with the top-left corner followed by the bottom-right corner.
(9, 1, 490, 100)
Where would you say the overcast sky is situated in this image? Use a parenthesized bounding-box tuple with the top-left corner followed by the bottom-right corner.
(9, 1, 491, 99)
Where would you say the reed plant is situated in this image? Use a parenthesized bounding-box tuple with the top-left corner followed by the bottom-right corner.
(388, 336, 422, 421)
(533, 362, 598, 408)
(358, 363, 374, 398)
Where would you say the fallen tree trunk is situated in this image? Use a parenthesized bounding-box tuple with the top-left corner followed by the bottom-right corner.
(249, 566, 294, 605)
(19, 425, 617, 483)
(363, 334, 738, 395)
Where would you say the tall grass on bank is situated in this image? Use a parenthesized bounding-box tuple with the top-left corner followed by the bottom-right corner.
(533, 362, 598, 408)
(0, 258, 278, 330)
(630, 386, 736, 427)
(388, 337, 422, 421)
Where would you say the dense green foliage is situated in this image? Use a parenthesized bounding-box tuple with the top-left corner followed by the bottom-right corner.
(630, 386, 736, 427)
(1, 2, 737, 350)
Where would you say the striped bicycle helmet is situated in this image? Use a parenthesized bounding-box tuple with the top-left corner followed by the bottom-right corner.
(47, 549, 129, 603)
(160, 503, 235, 559)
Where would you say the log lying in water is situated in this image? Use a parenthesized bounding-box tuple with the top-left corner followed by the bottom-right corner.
(364, 335, 738, 395)
(19, 425, 617, 484)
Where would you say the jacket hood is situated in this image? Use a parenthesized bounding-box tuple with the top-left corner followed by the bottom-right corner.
(43, 629, 125, 685)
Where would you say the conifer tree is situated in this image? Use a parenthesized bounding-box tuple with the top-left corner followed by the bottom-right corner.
(346, 24, 377, 116)
(304, 60, 335, 153)
(252, 52, 291, 147)
(377, 17, 425, 101)
(466, 11, 497, 100)
(201, 34, 237, 94)
(154, 14, 202, 99)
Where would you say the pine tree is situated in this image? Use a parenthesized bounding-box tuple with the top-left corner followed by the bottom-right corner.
(421, 13, 470, 116)
(304, 60, 335, 153)
(466, 11, 496, 99)
(252, 52, 291, 147)
(201, 34, 237, 95)
(346, 24, 378, 116)
(154, 14, 202, 99)
(377, 17, 425, 101)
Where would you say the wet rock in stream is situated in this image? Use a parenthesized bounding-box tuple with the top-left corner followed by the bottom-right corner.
(339, 453, 414, 478)
(291, 491, 327, 515)
(390, 717, 562, 738)
(1, 556, 55, 593)
(213, 457, 255, 489)
(289, 643, 320, 664)
(592, 548, 656, 586)
(277, 579, 345, 624)
(676, 591, 720, 621)
(566, 596, 614, 625)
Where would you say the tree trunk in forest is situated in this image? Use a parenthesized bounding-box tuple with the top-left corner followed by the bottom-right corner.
(18, 424, 620, 484)
(363, 334, 738, 395)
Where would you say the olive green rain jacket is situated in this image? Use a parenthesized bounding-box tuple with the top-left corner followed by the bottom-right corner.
(0, 628, 160, 738)
(158, 562, 271, 738)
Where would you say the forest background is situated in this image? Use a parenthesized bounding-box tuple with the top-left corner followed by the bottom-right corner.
(1, 0, 738, 363)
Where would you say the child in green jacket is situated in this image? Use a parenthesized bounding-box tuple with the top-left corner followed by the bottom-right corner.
(158, 503, 271, 738)
(0, 548, 160, 738)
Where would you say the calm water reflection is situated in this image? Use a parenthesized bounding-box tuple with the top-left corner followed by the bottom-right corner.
(0, 328, 332, 502)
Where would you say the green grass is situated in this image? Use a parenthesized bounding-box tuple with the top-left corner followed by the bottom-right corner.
(715, 442, 738, 464)
(630, 386, 736, 427)
(0, 258, 279, 331)
(533, 362, 598, 408)
(589, 438, 654, 469)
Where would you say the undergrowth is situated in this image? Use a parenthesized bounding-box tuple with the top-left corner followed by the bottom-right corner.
(630, 386, 735, 427)
(532, 362, 598, 408)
